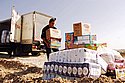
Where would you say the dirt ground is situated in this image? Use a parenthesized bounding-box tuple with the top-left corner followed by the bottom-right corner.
(0, 52, 125, 83)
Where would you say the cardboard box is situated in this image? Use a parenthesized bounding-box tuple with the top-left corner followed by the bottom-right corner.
(85, 44, 97, 50)
(49, 38, 61, 48)
(65, 32, 74, 41)
(70, 63, 101, 78)
(73, 44, 85, 49)
(65, 32, 74, 49)
(73, 22, 82, 36)
(74, 35, 94, 45)
(73, 44, 78, 48)
(89, 63, 101, 78)
(98, 43, 107, 47)
(46, 28, 61, 48)
(73, 22, 91, 36)
(46, 28, 61, 40)
(115, 68, 125, 79)
(91, 35, 97, 41)
(77, 44, 85, 48)
(65, 41, 74, 49)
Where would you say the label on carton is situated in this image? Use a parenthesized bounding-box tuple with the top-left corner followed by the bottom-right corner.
(46, 28, 61, 40)
(115, 68, 125, 79)
(73, 22, 91, 36)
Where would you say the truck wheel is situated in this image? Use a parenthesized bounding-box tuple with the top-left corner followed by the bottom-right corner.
(8, 50, 16, 56)
(8, 50, 18, 57)
(11, 46, 21, 56)
(7, 51, 13, 57)
(12, 49, 19, 56)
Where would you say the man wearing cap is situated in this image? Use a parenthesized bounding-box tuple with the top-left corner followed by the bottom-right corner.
(41, 18, 59, 60)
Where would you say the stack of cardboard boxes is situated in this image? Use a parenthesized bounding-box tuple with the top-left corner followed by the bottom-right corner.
(46, 28, 61, 48)
(65, 22, 98, 50)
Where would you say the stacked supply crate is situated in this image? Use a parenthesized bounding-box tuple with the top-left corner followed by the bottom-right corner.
(46, 28, 61, 48)
(65, 32, 74, 49)
(83, 34, 97, 50)
(73, 22, 96, 49)
(73, 22, 91, 36)
(65, 22, 98, 50)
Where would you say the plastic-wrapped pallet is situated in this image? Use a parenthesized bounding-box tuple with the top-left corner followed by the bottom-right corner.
(67, 50, 71, 62)
(49, 52, 58, 62)
(77, 48, 86, 62)
(71, 49, 79, 62)
(88, 48, 97, 63)
(77, 48, 97, 63)
(49, 48, 97, 63)
(49, 52, 55, 62)
(58, 51, 64, 62)
(61, 50, 68, 62)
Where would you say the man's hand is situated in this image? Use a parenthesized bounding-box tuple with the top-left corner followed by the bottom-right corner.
(42, 38, 50, 48)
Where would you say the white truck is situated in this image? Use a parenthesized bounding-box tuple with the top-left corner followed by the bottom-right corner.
(0, 11, 52, 56)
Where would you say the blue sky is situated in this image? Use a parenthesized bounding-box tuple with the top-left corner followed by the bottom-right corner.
(1, 0, 125, 49)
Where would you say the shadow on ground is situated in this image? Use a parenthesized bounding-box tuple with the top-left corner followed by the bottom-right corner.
(0, 52, 45, 59)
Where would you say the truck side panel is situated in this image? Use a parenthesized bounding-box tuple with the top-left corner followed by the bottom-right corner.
(21, 13, 33, 44)
(34, 13, 51, 41)
(14, 17, 21, 43)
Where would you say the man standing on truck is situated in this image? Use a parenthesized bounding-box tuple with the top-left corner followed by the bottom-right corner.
(41, 18, 59, 60)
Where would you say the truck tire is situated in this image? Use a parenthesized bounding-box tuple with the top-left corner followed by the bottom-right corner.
(7, 50, 13, 57)
(10, 43, 22, 56)
(7, 47, 18, 57)
(13, 48, 20, 56)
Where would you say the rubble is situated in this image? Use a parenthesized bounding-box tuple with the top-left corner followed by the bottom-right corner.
(0, 59, 43, 83)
